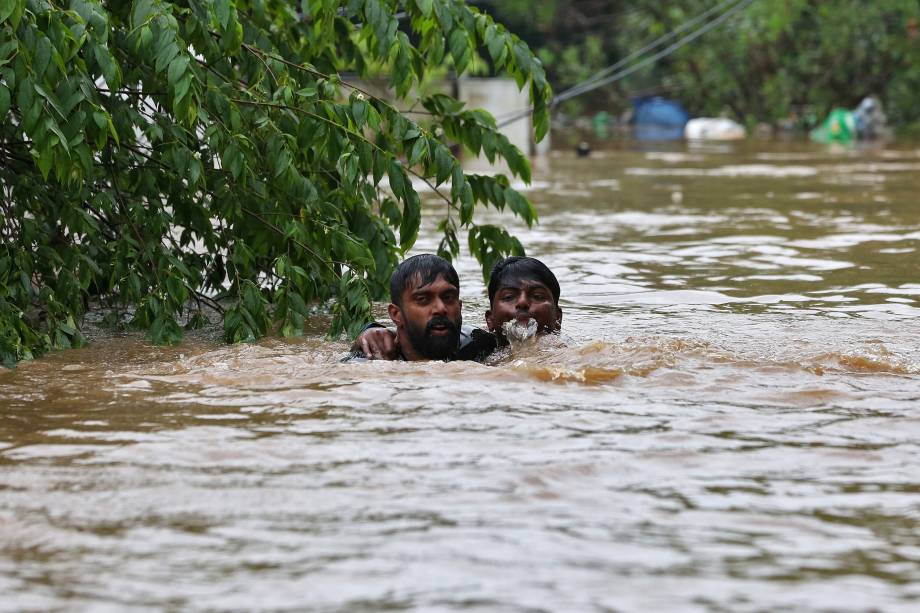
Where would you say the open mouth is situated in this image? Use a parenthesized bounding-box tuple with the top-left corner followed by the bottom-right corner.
(513, 312, 536, 326)
(426, 320, 456, 336)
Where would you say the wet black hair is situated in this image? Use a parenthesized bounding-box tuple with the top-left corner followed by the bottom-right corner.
(390, 254, 460, 305)
(488, 256, 560, 305)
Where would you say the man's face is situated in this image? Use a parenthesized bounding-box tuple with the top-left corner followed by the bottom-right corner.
(485, 278, 561, 337)
(390, 274, 462, 360)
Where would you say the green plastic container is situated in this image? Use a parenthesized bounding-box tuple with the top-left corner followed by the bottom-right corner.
(810, 108, 856, 144)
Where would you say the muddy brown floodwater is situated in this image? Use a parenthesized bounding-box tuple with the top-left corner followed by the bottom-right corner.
(2, 143, 920, 611)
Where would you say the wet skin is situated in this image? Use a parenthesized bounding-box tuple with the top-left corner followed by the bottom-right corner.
(387, 274, 462, 361)
(485, 278, 562, 337)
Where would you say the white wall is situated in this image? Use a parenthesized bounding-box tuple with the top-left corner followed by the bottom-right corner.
(458, 77, 548, 172)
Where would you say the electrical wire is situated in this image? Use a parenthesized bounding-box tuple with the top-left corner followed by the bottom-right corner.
(495, 0, 757, 128)
(553, 0, 747, 104)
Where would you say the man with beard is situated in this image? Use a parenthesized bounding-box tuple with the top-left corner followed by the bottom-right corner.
(347, 254, 496, 361)
(350, 255, 560, 361)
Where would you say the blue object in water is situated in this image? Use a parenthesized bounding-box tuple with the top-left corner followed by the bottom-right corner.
(633, 97, 690, 141)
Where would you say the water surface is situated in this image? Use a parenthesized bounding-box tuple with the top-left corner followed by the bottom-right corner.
(2, 143, 920, 611)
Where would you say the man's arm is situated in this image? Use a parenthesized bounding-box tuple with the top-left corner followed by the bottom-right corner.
(350, 323, 399, 360)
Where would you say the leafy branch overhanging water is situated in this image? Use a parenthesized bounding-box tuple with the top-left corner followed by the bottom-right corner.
(0, 0, 551, 366)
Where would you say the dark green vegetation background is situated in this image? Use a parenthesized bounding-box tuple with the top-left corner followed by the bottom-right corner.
(480, 0, 920, 133)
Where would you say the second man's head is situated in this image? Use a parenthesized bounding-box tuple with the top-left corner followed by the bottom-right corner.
(485, 256, 562, 338)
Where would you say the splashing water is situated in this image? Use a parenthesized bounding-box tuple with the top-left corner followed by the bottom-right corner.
(502, 318, 538, 345)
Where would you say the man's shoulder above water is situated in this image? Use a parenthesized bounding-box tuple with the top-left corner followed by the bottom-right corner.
(455, 324, 499, 362)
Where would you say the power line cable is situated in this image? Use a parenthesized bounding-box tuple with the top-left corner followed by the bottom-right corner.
(554, 0, 756, 104)
(497, 0, 753, 125)
(552, 0, 746, 104)
(495, 0, 756, 128)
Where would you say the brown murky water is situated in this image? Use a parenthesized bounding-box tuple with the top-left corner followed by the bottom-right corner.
(2, 143, 920, 611)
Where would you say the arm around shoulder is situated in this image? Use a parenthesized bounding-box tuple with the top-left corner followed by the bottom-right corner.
(351, 323, 399, 360)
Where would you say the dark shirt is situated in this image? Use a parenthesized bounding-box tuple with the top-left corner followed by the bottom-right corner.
(345, 323, 497, 362)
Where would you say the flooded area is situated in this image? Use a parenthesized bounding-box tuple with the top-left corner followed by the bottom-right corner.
(2, 143, 920, 611)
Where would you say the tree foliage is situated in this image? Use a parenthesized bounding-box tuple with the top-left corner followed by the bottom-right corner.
(0, 0, 551, 366)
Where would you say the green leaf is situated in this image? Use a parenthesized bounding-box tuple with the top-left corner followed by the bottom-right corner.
(355, 140, 372, 171)
(448, 28, 468, 67)
(387, 160, 406, 198)
(174, 74, 192, 104)
(504, 187, 536, 227)
(45, 118, 70, 153)
(296, 85, 317, 98)
(399, 188, 420, 250)
(155, 41, 180, 73)
(511, 40, 532, 73)
(149, 314, 183, 345)
(350, 96, 367, 128)
(16, 76, 33, 118)
(166, 274, 188, 306)
(450, 164, 465, 201)
(459, 188, 474, 225)
(33, 35, 52, 79)
(344, 0, 362, 17)
(500, 135, 531, 182)
(485, 25, 503, 61)
(0, 84, 9, 118)
(34, 85, 64, 120)
(372, 150, 387, 185)
(408, 136, 428, 167)
(273, 145, 292, 177)
(167, 55, 189, 87)
(53, 329, 72, 350)
(433, 0, 453, 31)
(533, 106, 549, 143)
(380, 197, 401, 226)
(132, 0, 154, 28)
(0, 0, 17, 24)
(106, 114, 120, 145)
(287, 291, 308, 315)
(92, 110, 108, 130)
(36, 146, 54, 180)
(215, 0, 231, 28)
(433, 144, 451, 186)
(281, 317, 301, 338)
(364, 0, 382, 32)
(414, 0, 432, 16)
(188, 157, 202, 186)
(94, 45, 121, 89)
